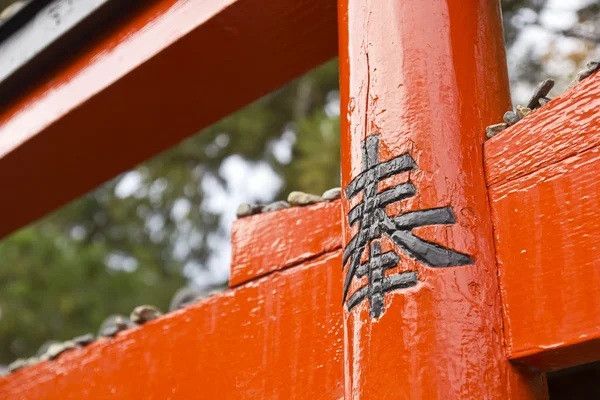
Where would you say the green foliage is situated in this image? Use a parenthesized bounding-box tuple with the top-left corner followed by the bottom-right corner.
(0, 227, 185, 360)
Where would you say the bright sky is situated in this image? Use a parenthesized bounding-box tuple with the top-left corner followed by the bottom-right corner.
(508, 0, 599, 104)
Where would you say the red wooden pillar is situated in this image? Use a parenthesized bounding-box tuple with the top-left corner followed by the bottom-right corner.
(338, 0, 547, 398)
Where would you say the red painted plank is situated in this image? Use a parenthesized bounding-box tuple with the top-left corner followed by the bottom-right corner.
(484, 73, 600, 187)
(0, 251, 344, 400)
(230, 200, 342, 286)
(337, 0, 546, 398)
(490, 145, 600, 371)
(0, 0, 337, 239)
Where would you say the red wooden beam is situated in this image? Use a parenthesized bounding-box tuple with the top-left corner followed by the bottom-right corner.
(230, 200, 341, 286)
(485, 74, 600, 187)
(487, 73, 600, 371)
(0, 0, 337, 239)
(0, 252, 344, 399)
(338, 0, 546, 397)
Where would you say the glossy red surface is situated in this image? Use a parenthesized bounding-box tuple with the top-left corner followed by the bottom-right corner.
(0, 0, 337, 239)
(2, 0, 596, 395)
(338, 0, 546, 397)
(230, 200, 342, 286)
(488, 76, 600, 371)
(485, 73, 600, 187)
(0, 252, 344, 400)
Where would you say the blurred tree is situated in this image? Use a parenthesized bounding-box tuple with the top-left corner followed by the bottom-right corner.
(0, 0, 598, 364)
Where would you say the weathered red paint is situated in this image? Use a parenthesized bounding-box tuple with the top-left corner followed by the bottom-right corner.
(485, 73, 600, 187)
(0, 252, 344, 400)
(338, 0, 546, 398)
(488, 75, 600, 371)
(230, 200, 342, 286)
(0, 0, 337, 240)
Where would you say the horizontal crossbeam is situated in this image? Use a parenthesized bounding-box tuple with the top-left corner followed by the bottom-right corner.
(0, 252, 344, 399)
(230, 200, 341, 286)
(0, 0, 337, 239)
(486, 73, 600, 371)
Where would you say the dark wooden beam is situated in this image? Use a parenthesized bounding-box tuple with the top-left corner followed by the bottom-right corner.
(0, 0, 337, 239)
(0, 0, 127, 101)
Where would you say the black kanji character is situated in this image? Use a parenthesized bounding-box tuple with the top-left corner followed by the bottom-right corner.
(343, 134, 474, 318)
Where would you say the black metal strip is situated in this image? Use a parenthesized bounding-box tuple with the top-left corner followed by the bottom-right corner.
(379, 250, 400, 268)
(342, 252, 363, 303)
(0, 0, 141, 103)
(345, 152, 416, 200)
(382, 272, 418, 292)
(376, 182, 416, 206)
(343, 133, 475, 318)
(0, 0, 52, 41)
(346, 272, 419, 315)
(388, 230, 475, 267)
(377, 153, 416, 179)
(342, 233, 358, 265)
(392, 207, 456, 230)
(364, 134, 379, 169)
(345, 169, 372, 200)
(347, 203, 363, 226)
(346, 285, 369, 312)
(355, 261, 368, 278)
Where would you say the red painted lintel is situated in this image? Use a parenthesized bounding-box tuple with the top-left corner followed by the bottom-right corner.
(0, 0, 337, 240)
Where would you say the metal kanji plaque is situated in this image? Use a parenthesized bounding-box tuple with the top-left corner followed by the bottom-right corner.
(343, 134, 474, 318)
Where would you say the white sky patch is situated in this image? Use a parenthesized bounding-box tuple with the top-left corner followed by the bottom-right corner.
(112, 154, 283, 287)
(148, 178, 168, 206)
(325, 90, 340, 118)
(184, 233, 231, 287)
(507, 0, 596, 106)
(70, 226, 87, 242)
(214, 133, 230, 148)
(509, 25, 552, 60)
(539, 2, 578, 30)
(270, 129, 296, 165)
(188, 155, 282, 287)
(146, 213, 165, 234)
(106, 253, 139, 273)
(114, 171, 143, 198)
(171, 198, 192, 221)
(511, 7, 537, 28)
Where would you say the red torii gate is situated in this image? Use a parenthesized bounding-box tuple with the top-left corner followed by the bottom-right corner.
(0, 0, 598, 398)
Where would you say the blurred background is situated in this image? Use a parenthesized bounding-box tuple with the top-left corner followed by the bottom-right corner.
(0, 0, 599, 364)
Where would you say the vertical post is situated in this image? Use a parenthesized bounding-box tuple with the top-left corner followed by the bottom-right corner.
(338, 0, 547, 398)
